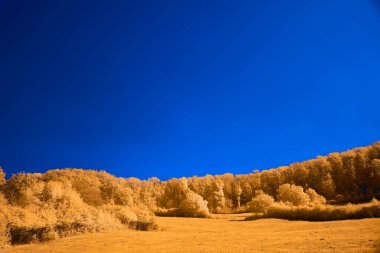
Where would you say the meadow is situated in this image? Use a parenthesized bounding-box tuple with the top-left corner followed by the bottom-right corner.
(4, 214, 380, 253)
(1, 142, 380, 251)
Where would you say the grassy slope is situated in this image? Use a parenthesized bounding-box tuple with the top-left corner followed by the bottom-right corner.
(4, 214, 380, 253)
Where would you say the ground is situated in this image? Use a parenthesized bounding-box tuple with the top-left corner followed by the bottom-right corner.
(4, 214, 380, 253)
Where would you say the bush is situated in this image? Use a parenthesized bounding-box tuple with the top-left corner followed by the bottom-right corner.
(178, 191, 210, 218)
(0, 193, 10, 248)
(247, 192, 274, 213)
(306, 188, 326, 205)
(245, 200, 380, 221)
(277, 184, 310, 206)
(158, 178, 189, 209)
(9, 226, 58, 245)
(106, 205, 138, 227)
(133, 208, 157, 231)
(0, 169, 157, 246)
(156, 191, 210, 218)
(100, 181, 134, 206)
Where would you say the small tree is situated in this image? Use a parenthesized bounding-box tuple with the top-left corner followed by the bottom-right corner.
(178, 191, 210, 218)
(208, 179, 226, 213)
(277, 184, 310, 206)
(232, 183, 242, 208)
(160, 178, 189, 208)
(248, 192, 274, 213)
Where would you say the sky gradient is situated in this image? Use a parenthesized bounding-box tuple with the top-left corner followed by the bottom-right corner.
(1, 1, 380, 179)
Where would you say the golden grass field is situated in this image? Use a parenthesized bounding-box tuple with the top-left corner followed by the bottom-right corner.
(4, 214, 380, 253)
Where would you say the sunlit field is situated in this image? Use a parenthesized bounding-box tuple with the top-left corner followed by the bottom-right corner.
(4, 214, 380, 253)
(1, 143, 380, 251)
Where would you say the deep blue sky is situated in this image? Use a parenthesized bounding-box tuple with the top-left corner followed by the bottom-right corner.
(1, 1, 380, 180)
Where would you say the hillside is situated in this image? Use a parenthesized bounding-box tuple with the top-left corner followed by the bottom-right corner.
(1, 141, 380, 248)
(5, 214, 380, 253)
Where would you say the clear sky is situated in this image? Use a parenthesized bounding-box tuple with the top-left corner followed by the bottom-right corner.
(1, 1, 380, 180)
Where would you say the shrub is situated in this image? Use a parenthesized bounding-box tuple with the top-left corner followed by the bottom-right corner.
(133, 208, 157, 231)
(159, 178, 189, 208)
(0, 193, 10, 248)
(247, 192, 274, 213)
(106, 205, 138, 227)
(245, 200, 380, 221)
(0, 169, 157, 246)
(156, 191, 210, 218)
(100, 181, 134, 206)
(305, 188, 326, 205)
(277, 184, 310, 206)
(9, 226, 58, 245)
(178, 191, 210, 218)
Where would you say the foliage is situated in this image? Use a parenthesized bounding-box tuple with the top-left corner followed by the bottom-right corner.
(277, 184, 310, 206)
(0, 169, 156, 248)
(1, 141, 380, 247)
(0, 167, 5, 186)
(305, 188, 326, 205)
(156, 177, 210, 217)
(178, 191, 210, 218)
(246, 199, 380, 221)
(247, 192, 274, 213)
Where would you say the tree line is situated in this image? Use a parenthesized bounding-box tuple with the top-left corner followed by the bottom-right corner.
(1, 141, 379, 246)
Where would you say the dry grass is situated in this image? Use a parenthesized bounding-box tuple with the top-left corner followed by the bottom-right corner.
(3, 213, 380, 253)
(246, 201, 380, 221)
